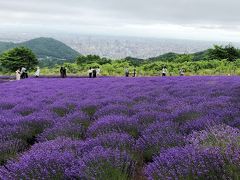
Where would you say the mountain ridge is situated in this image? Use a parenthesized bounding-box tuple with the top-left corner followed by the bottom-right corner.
(0, 37, 80, 60)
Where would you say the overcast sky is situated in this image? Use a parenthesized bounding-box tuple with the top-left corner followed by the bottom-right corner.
(0, 0, 240, 41)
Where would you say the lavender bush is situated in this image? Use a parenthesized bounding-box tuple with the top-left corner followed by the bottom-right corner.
(66, 146, 136, 179)
(0, 76, 240, 179)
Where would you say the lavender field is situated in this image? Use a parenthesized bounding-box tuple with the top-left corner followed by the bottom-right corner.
(0, 77, 240, 179)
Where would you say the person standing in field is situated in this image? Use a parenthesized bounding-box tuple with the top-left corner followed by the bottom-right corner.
(63, 67, 67, 78)
(60, 67, 64, 78)
(35, 67, 40, 78)
(20, 67, 26, 79)
(92, 68, 97, 78)
(125, 68, 129, 77)
(162, 67, 167, 76)
(179, 68, 184, 76)
(133, 68, 136, 77)
(88, 67, 93, 78)
(96, 67, 101, 76)
(16, 69, 21, 80)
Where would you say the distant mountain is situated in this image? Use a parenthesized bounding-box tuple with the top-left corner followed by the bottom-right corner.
(0, 37, 80, 60)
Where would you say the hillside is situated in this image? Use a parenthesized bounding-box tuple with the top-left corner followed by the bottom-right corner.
(148, 50, 209, 62)
(0, 37, 80, 60)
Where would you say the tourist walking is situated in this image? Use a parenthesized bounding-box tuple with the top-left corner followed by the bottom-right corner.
(125, 68, 129, 77)
(35, 67, 40, 78)
(179, 68, 184, 76)
(162, 67, 167, 76)
(88, 67, 93, 78)
(92, 68, 97, 78)
(20, 67, 26, 79)
(60, 67, 64, 78)
(96, 67, 101, 76)
(133, 68, 136, 77)
(16, 69, 21, 80)
(63, 67, 67, 78)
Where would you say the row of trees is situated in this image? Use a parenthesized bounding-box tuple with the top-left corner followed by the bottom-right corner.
(0, 44, 240, 75)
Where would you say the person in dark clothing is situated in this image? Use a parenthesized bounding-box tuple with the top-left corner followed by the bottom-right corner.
(88, 67, 93, 78)
(60, 67, 64, 78)
(92, 68, 97, 78)
(25, 69, 28, 78)
(125, 68, 129, 77)
(63, 67, 67, 78)
(133, 68, 136, 77)
(20, 67, 26, 79)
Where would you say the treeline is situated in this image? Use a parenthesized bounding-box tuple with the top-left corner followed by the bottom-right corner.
(1, 44, 240, 76)
(41, 44, 240, 76)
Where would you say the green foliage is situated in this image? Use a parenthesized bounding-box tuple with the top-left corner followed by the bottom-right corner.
(124, 57, 145, 67)
(208, 44, 240, 62)
(149, 52, 179, 62)
(175, 54, 193, 63)
(76, 55, 111, 65)
(0, 47, 38, 71)
(1, 43, 240, 76)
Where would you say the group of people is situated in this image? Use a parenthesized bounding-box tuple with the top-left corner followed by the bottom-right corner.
(15, 67, 40, 80)
(88, 67, 101, 78)
(124, 67, 185, 77)
(125, 68, 137, 77)
(15, 66, 185, 80)
(60, 67, 67, 78)
(162, 67, 185, 76)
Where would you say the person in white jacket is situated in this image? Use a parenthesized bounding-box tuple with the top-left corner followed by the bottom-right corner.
(35, 67, 40, 78)
(96, 67, 101, 76)
(16, 69, 21, 80)
(162, 67, 167, 76)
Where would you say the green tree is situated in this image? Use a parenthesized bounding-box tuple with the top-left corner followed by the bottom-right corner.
(175, 54, 193, 63)
(0, 47, 38, 71)
(225, 44, 240, 62)
(208, 44, 240, 61)
(76, 55, 111, 65)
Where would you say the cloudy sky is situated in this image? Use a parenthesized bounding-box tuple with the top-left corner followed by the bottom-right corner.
(0, 0, 240, 41)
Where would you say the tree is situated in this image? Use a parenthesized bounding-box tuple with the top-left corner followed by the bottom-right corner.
(175, 54, 193, 63)
(208, 44, 240, 62)
(76, 55, 111, 65)
(225, 44, 240, 62)
(0, 47, 38, 71)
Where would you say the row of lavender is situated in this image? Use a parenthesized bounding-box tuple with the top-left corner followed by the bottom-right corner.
(0, 77, 240, 179)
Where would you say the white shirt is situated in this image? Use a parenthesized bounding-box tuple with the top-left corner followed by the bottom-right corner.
(21, 67, 26, 74)
(88, 69, 93, 73)
(16, 70, 21, 80)
(162, 68, 167, 74)
(96, 68, 101, 74)
(35, 68, 40, 76)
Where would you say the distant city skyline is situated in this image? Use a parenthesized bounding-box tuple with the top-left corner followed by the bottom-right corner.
(0, 0, 240, 42)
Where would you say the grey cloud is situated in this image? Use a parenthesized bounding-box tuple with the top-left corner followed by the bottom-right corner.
(0, 0, 239, 40)
(1, 0, 239, 24)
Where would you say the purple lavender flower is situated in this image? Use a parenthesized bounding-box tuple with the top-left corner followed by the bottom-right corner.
(66, 146, 136, 179)
(136, 121, 185, 161)
(87, 115, 140, 138)
(37, 121, 86, 142)
(144, 146, 226, 179)
(1, 76, 240, 179)
(186, 124, 240, 148)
